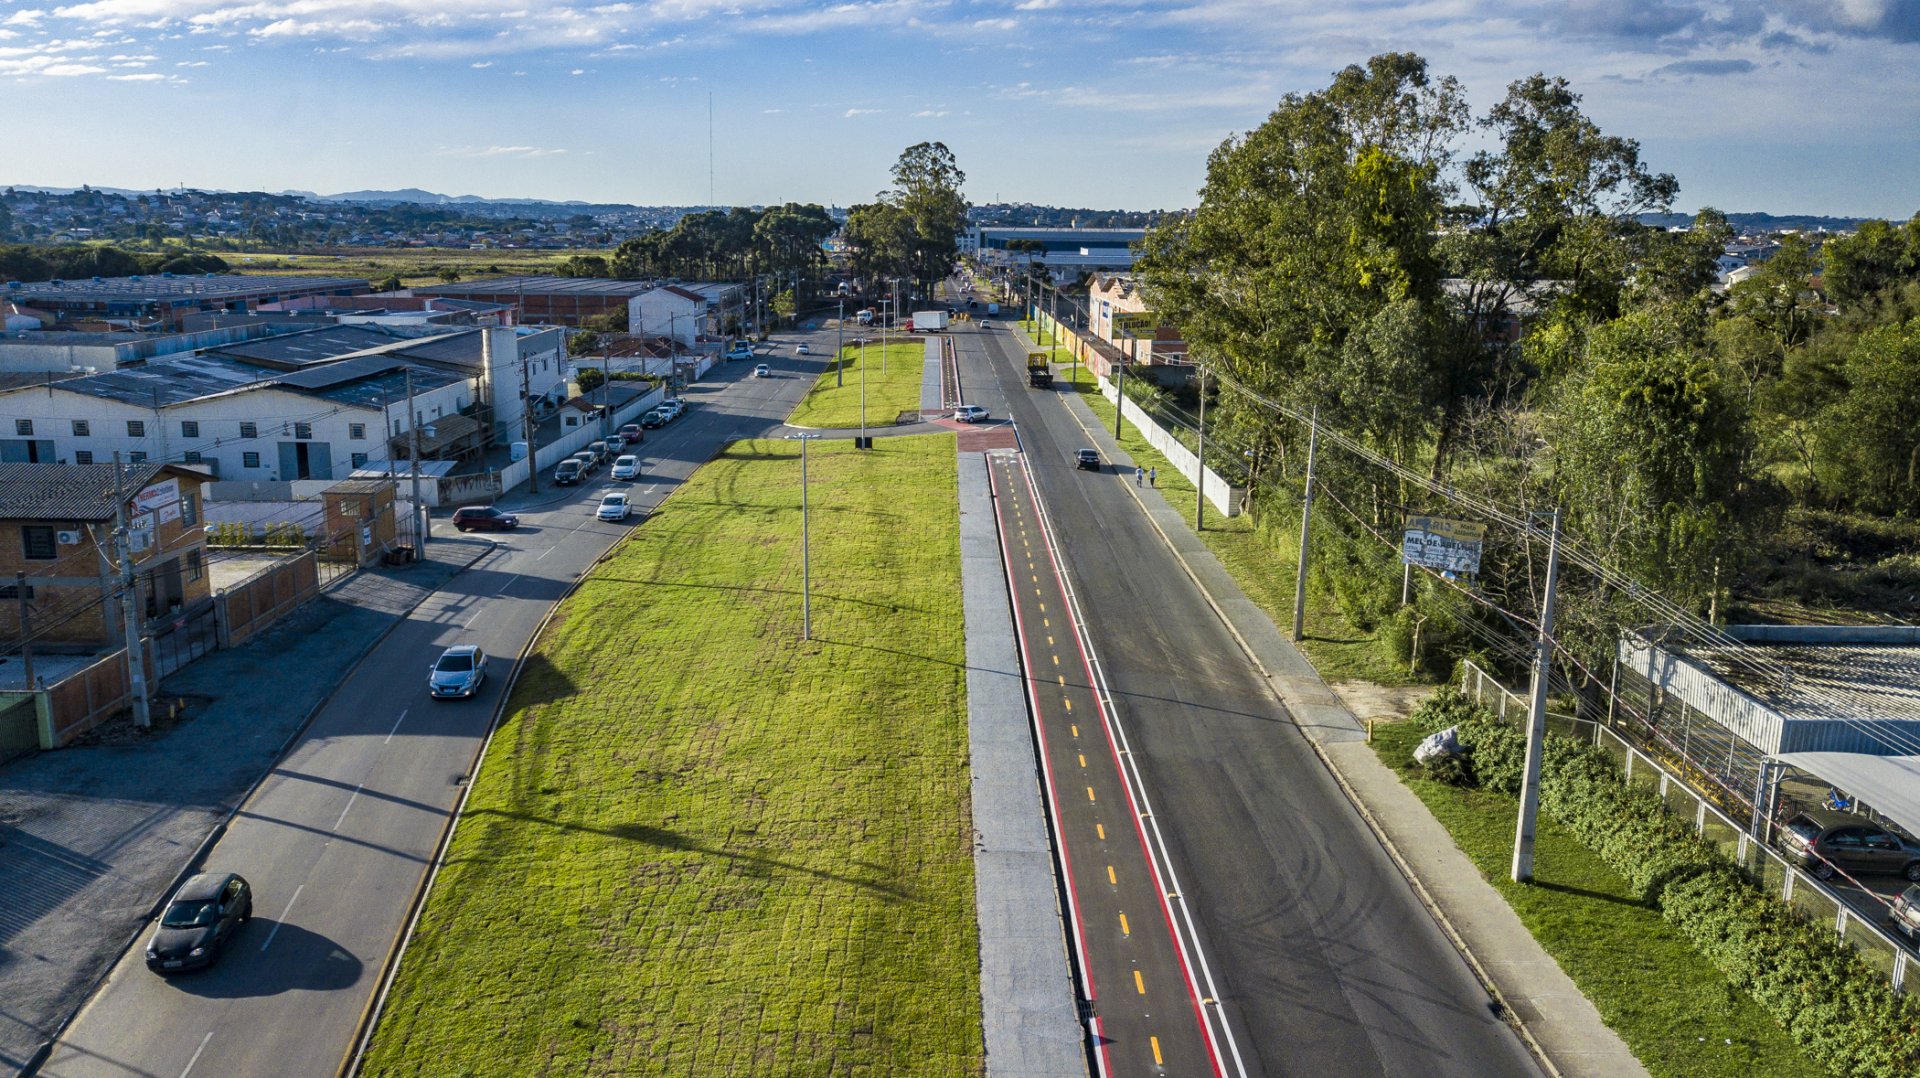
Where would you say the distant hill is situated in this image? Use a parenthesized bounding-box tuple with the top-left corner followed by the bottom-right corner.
(317, 188, 589, 206)
(1640, 211, 1881, 232)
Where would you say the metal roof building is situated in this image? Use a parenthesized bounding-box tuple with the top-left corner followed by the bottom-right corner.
(3, 274, 371, 330)
(412, 275, 655, 326)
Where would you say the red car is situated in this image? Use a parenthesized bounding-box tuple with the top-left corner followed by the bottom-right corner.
(451, 506, 519, 532)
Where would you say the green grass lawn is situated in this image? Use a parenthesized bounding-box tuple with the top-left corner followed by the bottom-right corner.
(787, 342, 929, 428)
(1053, 362, 1419, 685)
(1368, 721, 1824, 1078)
(362, 434, 983, 1077)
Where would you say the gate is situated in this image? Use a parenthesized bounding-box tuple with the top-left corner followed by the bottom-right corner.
(150, 597, 219, 679)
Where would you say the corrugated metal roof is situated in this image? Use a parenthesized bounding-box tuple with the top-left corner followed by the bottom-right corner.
(205, 324, 406, 367)
(415, 275, 654, 298)
(8, 274, 367, 304)
(0, 461, 169, 521)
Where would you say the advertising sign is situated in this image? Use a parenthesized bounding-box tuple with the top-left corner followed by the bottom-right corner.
(132, 478, 180, 517)
(1402, 515, 1486, 575)
(1112, 311, 1158, 335)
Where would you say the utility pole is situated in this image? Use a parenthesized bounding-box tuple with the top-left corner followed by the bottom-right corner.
(1291, 408, 1319, 641)
(521, 339, 539, 494)
(406, 369, 427, 549)
(1114, 333, 1128, 443)
(836, 298, 845, 387)
(1512, 508, 1564, 883)
(1195, 365, 1206, 532)
(113, 453, 151, 729)
(859, 339, 868, 443)
(15, 571, 33, 691)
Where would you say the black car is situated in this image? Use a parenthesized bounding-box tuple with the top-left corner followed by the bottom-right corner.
(451, 506, 519, 532)
(1075, 449, 1101, 471)
(147, 872, 251, 973)
(1781, 810, 1920, 881)
(640, 409, 668, 429)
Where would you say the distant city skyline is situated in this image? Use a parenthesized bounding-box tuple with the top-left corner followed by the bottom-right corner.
(2, 0, 1917, 220)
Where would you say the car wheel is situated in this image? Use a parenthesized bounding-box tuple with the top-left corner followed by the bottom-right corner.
(1906, 862, 1920, 882)
(456, 524, 469, 532)
(1812, 861, 1836, 880)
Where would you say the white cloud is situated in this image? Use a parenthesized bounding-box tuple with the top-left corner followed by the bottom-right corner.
(912, 108, 950, 117)
(471, 59, 491, 67)
(570, 67, 585, 74)
(444, 144, 569, 158)
(844, 107, 881, 116)
(106, 70, 164, 78)
(4, 9, 47, 26)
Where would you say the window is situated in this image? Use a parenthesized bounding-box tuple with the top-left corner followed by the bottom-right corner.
(242, 451, 261, 468)
(21, 525, 56, 560)
(180, 491, 198, 527)
(350, 452, 368, 468)
(129, 451, 147, 463)
(72, 419, 90, 437)
(294, 422, 312, 440)
(349, 422, 366, 440)
(14, 419, 31, 436)
(74, 450, 94, 465)
(239, 421, 258, 439)
(181, 420, 200, 439)
(183, 451, 202, 465)
(186, 549, 203, 582)
(0, 582, 33, 600)
(128, 420, 146, 437)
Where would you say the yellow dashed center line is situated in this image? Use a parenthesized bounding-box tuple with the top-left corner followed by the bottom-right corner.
(1063, 698, 1072, 712)
(1086, 786, 1097, 802)
(1052, 655, 1060, 667)
(1119, 913, 1130, 936)
(1047, 635, 1054, 646)
(1107, 865, 1117, 885)
(1151, 1037, 1163, 1065)
(1071, 724, 1079, 737)
(1134, 970, 1146, 994)
(1078, 754, 1087, 768)
(1096, 823, 1105, 840)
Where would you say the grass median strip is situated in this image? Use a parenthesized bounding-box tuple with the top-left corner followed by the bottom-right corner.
(788, 342, 929, 428)
(363, 434, 982, 1076)
(1369, 721, 1824, 1078)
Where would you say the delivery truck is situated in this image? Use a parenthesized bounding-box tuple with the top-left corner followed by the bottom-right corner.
(1026, 351, 1053, 388)
(911, 310, 948, 332)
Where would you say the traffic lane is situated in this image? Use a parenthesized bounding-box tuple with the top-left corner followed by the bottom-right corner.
(993, 457, 1221, 1077)
(980, 340, 1536, 1075)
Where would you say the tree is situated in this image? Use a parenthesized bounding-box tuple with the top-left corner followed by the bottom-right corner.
(844, 201, 915, 286)
(1812, 317, 1920, 513)
(575, 365, 606, 392)
(554, 254, 611, 278)
(886, 142, 969, 298)
(1823, 215, 1920, 308)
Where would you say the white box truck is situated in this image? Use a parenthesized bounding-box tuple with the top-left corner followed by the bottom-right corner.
(911, 310, 949, 332)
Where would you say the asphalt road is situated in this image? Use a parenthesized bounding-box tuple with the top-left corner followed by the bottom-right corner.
(955, 317, 1541, 1078)
(38, 343, 831, 1078)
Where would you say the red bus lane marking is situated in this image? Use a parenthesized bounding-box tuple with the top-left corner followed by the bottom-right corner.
(987, 457, 1112, 1077)
(1017, 458, 1240, 1078)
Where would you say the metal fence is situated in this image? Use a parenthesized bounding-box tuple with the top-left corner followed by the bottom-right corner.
(1460, 660, 1915, 992)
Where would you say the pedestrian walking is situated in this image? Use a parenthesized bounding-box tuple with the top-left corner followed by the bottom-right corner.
(1148, 467, 1157, 487)
(1135, 465, 1145, 485)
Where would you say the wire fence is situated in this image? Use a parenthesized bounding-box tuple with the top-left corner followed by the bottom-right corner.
(1461, 661, 1917, 992)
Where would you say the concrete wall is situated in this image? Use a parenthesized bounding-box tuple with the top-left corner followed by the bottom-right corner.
(496, 384, 666, 493)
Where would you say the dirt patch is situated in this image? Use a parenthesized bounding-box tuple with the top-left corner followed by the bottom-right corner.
(1328, 681, 1436, 728)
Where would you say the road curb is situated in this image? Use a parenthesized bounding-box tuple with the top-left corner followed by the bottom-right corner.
(1053, 387, 1563, 1078)
(22, 538, 499, 1078)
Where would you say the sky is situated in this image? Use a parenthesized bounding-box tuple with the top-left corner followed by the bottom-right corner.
(2, 0, 1917, 218)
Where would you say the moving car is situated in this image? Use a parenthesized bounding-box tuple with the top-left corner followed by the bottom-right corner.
(726, 342, 755, 360)
(451, 505, 519, 532)
(610, 455, 641, 480)
(429, 644, 488, 699)
(553, 459, 583, 486)
(1781, 810, 1920, 881)
(618, 423, 643, 444)
(147, 872, 251, 973)
(979, 319, 991, 329)
(754, 364, 771, 378)
(953, 404, 989, 423)
(796, 343, 812, 355)
(1075, 449, 1101, 471)
(597, 492, 633, 522)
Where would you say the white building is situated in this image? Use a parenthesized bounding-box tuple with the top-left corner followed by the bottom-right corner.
(628, 283, 748, 346)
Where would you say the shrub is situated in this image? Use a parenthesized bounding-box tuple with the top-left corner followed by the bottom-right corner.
(1406, 688, 1920, 1075)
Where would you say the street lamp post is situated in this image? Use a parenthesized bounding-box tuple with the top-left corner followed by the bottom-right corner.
(787, 433, 822, 640)
(859, 338, 868, 443)
(836, 298, 845, 387)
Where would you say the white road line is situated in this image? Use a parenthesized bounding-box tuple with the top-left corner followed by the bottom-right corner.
(332, 783, 364, 832)
(535, 545, 557, 561)
(259, 884, 303, 952)
(496, 572, 521, 595)
(177, 1031, 214, 1078)
(385, 708, 408, 744)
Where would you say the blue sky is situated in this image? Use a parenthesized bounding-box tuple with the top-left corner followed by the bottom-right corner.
(3, 0, 1917, 217)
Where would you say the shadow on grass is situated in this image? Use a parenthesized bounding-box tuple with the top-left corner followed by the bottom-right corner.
(466, 811, 916, 901)
(1526, 879, 1647, 909)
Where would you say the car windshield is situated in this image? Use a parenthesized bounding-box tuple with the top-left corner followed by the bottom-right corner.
(1785, 817, 1823, 843)
(436, 654, 474, 673)
(616, 457, 635, 467)
(161, 899, 220, 929)
(602, 496, 625, 506)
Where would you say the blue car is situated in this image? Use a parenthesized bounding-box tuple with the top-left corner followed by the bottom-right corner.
(429, 644, 488, 699)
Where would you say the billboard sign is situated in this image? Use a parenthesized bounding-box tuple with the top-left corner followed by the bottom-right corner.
(1112, 311, 1158, 335)
(132, 478, 179, 517)
(1402, 515, 1486, 575)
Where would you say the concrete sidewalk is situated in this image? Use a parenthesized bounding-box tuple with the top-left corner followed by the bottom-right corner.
(0, 538, 491, 1071)
(1034, 337, 1644, 1078)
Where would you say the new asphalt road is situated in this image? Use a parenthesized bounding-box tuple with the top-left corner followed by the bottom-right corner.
(37, 344, 830, 1078)
(956, 318, 1541, 1077)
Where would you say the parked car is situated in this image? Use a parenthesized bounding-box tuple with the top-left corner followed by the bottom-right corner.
(610, 455, 641, 480)
(666, 399, 687, 420)
(553, 459, 583, 485)
(953, 405, 989, 423)
(429, 644, 488, 699)
(1891, 884, 1920, 943)
(618, 423, 643, 444)
(1781, 810, 1920, 881)
(640, 409, 667, 429)
(1075, 449, 1100, 471)
(571, 450, 598, 472)
(451, 505, 519, 532)
(726, 342, 755, 360)
(754, 364, 771, 378)
(587, 440, 613, 465)
(796, 343, 812, 355)
(147, 872, 251, 973)
(597, 492, 633, 522)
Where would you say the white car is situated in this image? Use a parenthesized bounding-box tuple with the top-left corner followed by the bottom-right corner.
(796, 343, 812, 355)
(953, 404, 989, 423)
(664, 399, 687, 420)
(610, 455, 640, 480)
(754, 364, 771, 378)
(597, 492, 632, 522)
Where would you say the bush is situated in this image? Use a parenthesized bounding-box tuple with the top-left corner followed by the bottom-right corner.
(1408, 688, 1920, 1075)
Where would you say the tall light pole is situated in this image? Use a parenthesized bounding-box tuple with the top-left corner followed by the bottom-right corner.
(859, 338, 868, 443)
(787, 433, 821, 640)
(1513, 509, 1564, 883)
(836, 298, 845, 387)
(1195, 364, 1207, 531)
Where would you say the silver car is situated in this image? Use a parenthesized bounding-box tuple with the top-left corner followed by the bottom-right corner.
(429, 645, 488, 699)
